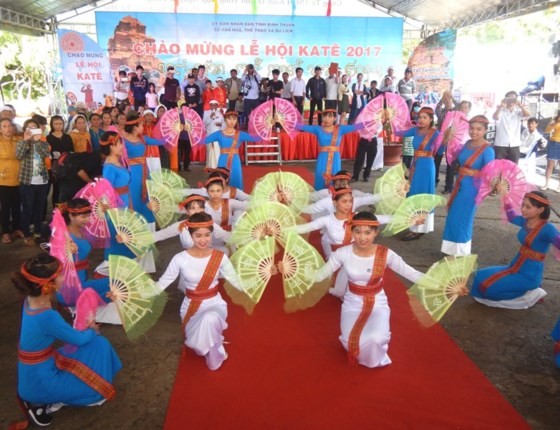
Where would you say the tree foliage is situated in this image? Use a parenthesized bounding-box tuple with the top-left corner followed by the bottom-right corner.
(0, 31, 54, 101)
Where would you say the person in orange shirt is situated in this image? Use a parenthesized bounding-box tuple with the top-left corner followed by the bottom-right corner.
(202, 80, 215, 112)
(0, 117, 22, 243)
(69, 115, 92, 153)
(214, 77, 228, 109)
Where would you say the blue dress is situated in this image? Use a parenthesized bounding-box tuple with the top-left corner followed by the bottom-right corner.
(296, 124, 361, 190)
(442, 143, 494, 246)
(471, 217, 560, 300)
(205, 130, 259, 190)
(102, 163, 135, 260)
(18, 301, 121, 405)
(73, 233, 110, 301)
(396, 127, 441, 197)
(124, 136, 164, 222)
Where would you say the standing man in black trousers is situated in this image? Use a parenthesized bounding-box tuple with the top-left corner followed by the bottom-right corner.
(305, 66, 326, 125)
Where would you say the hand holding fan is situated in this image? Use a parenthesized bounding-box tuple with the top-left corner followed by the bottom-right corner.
(383, 194, 447, 236)
(75, 178, 123, 248)
(149, 168, 188, 201)
(475, 159, 532, 218)
(408, 255, 477, 327)
(108, 255, 167, 340)
(432, 111, 469, 163)
(374, 163, 410, 215)
(251, 171, 312, 214)
(224, 236, 276, 314)
(354, 95, 384, 139)
(248, 100, 275, 141)
(49, 209, 82, 305)
(274, 98, 302, 139)
(228, 202, 300, 248)
(147, 180, 178, 228)
(384, 92, 413, 132)
(280, 232, 330, 313)
(106, 208, 155, 258)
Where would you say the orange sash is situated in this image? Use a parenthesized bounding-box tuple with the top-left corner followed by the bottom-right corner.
(447, 143, 488, 209)
(321, 126, 340, 179)
(181, 250, 224, 334)
(74, 259, 89, 271)
(18, 347, 116, 400)
(347, 245, 388, 365)
(408, 129, 436, 186)
(479, 221, 547, 295)
(128, 155, 148, 201)
(221, 199, 230, 229)
(220, 131, 240, 171)
(330, 214, 355, 285)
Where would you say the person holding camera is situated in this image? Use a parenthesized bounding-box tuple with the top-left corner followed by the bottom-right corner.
(241, 64, 261, 121)
(492, 91, 530, 163)
(16, 119, 50, 245)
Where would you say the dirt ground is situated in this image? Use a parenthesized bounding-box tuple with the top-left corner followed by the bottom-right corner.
(1, 161, 559, 429)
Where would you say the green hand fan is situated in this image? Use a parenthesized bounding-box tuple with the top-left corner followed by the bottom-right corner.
(107, 208, 155, 257)
(228, 202, 300, 247)
(108, 254, 167, 340)
(374, 163, 409, 215)
(224, 236, 276, 314)
(383, 194, 447, 236)
(147, 179, 178, 228)
(408, 255, 477, 327)
(281, 231, 330, 313)
(149, 168, 188, 201)
(251, 171, 312, 215)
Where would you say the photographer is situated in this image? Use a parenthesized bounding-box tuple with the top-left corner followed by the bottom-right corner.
(241, 64, 261, 120)
(492, 91, 530, 163)
(16, 119, 50, 245)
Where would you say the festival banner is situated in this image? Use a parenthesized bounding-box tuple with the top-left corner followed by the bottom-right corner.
(57, 29, 114, 110)
(407, 30, 457, 107)
(95, 12, 403, 85)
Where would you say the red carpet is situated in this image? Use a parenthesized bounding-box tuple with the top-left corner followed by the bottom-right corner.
(164, 166, 529, 430)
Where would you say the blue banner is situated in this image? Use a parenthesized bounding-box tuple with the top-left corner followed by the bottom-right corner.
(95, 12, 402, 83)
(57, 29, 114, 110)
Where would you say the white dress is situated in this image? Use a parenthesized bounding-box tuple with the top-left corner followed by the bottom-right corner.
(203, 109, 225, 169)
(205, 199, 249, 227)
(315, 246, 422, 368)
(154, 221, 232, 255)
(156, 251, 243, 370)
(293, 213, 392, 297)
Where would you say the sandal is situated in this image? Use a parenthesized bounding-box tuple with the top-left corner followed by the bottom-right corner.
(2, 233, 12, 244)
(12, 230, 25, 239)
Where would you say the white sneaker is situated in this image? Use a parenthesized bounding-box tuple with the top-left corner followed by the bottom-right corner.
(46, 403, 66, 413)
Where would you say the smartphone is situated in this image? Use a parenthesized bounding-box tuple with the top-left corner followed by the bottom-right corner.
(29, 128, 42, 136)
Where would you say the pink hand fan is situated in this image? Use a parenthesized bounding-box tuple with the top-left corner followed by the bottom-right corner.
(49, 209, 82, 305)
(249, 100, 275, 141)
(75, 178, 123, 248)
(384, 92, 413, 132)
(158, 106, 206, 151)
(431, 111, 469, 162)
(74, 288, 105, 330)
(274, 98, 302, 139)
(475, 159, 533, 219)
(355, 94, 384, 139)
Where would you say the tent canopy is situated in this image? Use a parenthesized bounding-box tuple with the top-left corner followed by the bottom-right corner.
(0, 0, 555, 35)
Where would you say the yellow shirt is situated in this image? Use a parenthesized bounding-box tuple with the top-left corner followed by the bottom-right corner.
(0, 135, 20, 186)
(545, 121, 560, 143)
(70, 130, 91, 153)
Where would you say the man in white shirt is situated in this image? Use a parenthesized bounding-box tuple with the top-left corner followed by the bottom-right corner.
(280, 72, 291, 100)
(290, 67, 306, 115)
(203, 100, 225, 169)
(241, 63, 261, 120)
(383, 66, 397, 92)
(492, 91, 531, 163)
(325, 71, 339, 110)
